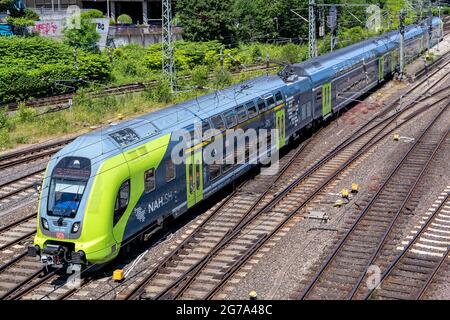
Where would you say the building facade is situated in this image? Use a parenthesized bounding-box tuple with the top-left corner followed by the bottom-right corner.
(25, 0, 176, 25)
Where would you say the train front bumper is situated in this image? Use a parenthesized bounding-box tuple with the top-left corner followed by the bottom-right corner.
(31, 234, 119, 268)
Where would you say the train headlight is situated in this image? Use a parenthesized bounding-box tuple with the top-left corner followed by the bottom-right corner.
(41, 218, 49, 230)
(72, 222, 80, 233)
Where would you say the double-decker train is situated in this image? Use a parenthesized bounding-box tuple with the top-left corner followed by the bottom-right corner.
(29, 18, 443, 272)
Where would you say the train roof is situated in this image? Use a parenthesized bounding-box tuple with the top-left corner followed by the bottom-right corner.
(284, 19, 438, 84)
(54, 74, 300, 166)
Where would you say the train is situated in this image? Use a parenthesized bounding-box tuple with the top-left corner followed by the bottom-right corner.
(28, 18, 443, 273)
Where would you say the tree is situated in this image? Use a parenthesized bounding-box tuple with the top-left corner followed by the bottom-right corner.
(63, 11, 100, 52)
(0, 0, 14, 12)
(176, 0, 234, 43)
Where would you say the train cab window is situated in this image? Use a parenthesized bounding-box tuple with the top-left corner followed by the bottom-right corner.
(48, 178, 87, 218)
(48, 157, 91, 219)
(165, 160, 176, 182)
(144, 168, 156, 193)
(211, 115, 226, 131)
(246, 102, 258, 118)
(114, 180, 130, 225)
(275, 91, 284, 104)
(257, 98, 267, 112)
(265, 95, 276, 109)
(235, 105, 248, 123)
(223, 110, 237, 128)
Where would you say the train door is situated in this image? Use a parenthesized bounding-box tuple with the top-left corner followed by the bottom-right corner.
(378, 55, 384, 81)
(322, 82, 332, 118)
(390, 50, 397, 73)
(275, 109, 286, 149)
(186, 149, 203, 209)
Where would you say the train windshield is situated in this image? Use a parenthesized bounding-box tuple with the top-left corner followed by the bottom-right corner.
(47, 157, 91, 218)
(48, 178, 87, 218)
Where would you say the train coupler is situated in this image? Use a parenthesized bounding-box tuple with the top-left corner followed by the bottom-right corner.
(27, 245, 40, 258)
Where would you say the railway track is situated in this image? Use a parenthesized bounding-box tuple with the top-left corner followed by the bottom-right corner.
(0, 254, 47, 300)
(0, 212, 36, 253)
(0, 212, 94, 300)
(107, 67, 450, 300)
(0, 137, 74, 171)
(298, 101, 450, 300)
(366, 191, 450, 300)
(0, 171, 43, 211)
(112, 137, 314, 300)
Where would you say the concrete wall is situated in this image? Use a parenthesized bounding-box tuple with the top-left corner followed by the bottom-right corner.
(110, 25, 182, 47)
(26, 0, 176, 25)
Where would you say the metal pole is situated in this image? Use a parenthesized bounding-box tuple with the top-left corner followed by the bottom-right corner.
(107, 0, 110, 19)
(428, 6, 432, 52)
(162, 0, 176, 92)
(220, 47, 224, 72)
(309, 0, 317, 58)
(399, 9, 405, 79)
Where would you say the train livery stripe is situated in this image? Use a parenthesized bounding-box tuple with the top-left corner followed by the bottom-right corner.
(322, 82, 332, 117)
(186, 149, 203, 209)
(275, 109, 286, 149)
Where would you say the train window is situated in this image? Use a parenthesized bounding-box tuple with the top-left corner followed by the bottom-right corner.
(144, 168, 156, 193)
(201, 120, 211, 133)
(245, 136, 257, 163)
(257, 98, 267, 112)
(222, 153, 233, 173)
(236, 105, 248, 123)
(209, 163, 221, 181)
(275, 91, 284, 104)
(265, 95, 276, 109)
(223, 110, 237, 128)
(246, 102, 258, 118)
(211, 115, 226, 131)
(114, 180, 130, 225)
(201, 120, 213, 141)
(165, 160, 176, 182)
(316, 91, 322, 101)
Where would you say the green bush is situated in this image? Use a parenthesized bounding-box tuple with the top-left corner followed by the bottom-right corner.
(191, 65, 209, 87)
(63, 12, 101, 52)
(146, 79, 173, 103)
(83, 9, 105, 19)
(117, 14, 132, 25)
(0, 108, 12, 130)
(23, 8, 40, 21)
(15, 104, 37, 123)
(213, 67, 232, 88)
(0, 128, 10, 149)
(0, 37, 110, 103)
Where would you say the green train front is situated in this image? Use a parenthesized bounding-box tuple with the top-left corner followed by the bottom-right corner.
(29, 120, 176, 271)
